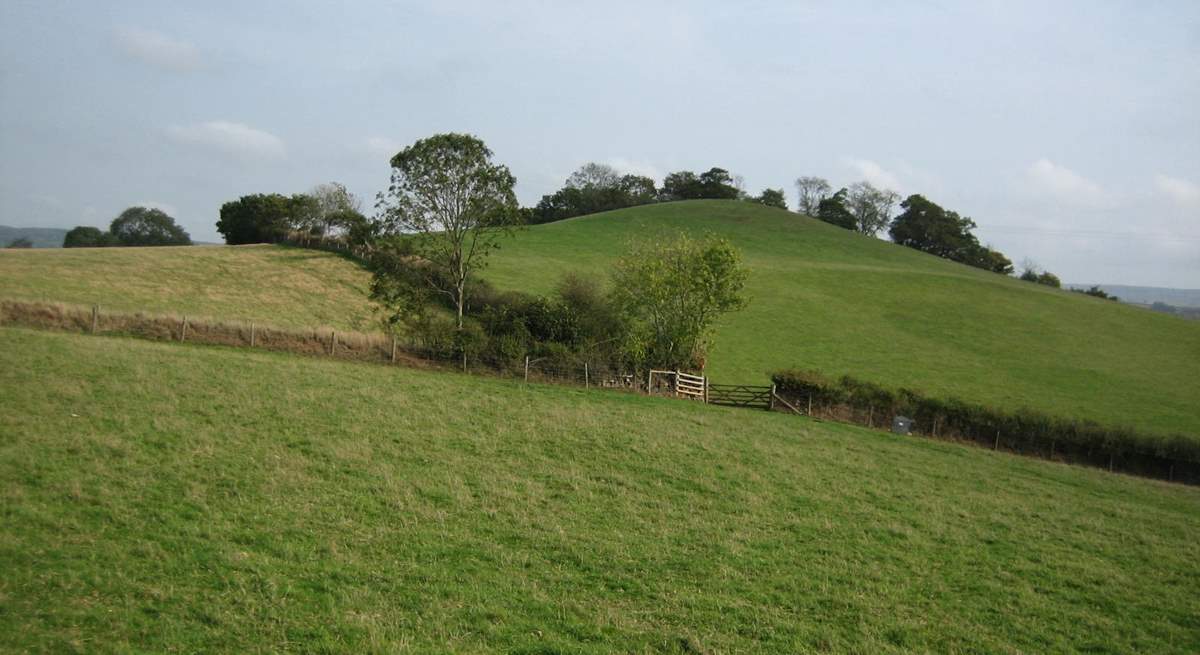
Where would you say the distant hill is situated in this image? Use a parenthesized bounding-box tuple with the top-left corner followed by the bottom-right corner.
(1067, 284, 1200, 308)
(483, 200, 1200, 436)
(0, 225, 68, 248)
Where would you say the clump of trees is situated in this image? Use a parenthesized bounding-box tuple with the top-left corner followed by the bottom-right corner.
(5, 237, 33, 249)
(64, 207, 192, 248)
(1018, 261, 1061, 288)
(216, 183, 369, 247)
(365, 134, 750, 374)
(889, 195, 1012, 274)
(531, 163, 657, 224)
(1071, 286, 1119, 301)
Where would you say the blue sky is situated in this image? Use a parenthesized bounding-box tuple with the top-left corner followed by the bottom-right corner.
(1, 1, 1197, 286)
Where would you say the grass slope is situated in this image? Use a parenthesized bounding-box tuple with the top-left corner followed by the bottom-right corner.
(2, 328, 1198, 653)
(484, 201, 1200, 436)
(0, 244, 375, 331)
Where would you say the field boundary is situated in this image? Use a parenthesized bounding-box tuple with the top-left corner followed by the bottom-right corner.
(3, 298, 1196, 486)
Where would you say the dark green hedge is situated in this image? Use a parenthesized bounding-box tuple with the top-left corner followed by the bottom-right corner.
(771, 368, 1200, 484)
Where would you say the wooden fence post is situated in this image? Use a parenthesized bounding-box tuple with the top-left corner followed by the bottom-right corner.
(91, 305, 99, 334)
(524, 356, 530, 383)
(769, 384, 777, 411)
(180, 316, 188, 342)
(867, 404, 873, 428)
(330, 330, 336, 354)
(807, 395, 812, 416)
(250, 323, 256, 347)
(390, 336, 397, 363)
(585, 362, 589, 389)
(994, 430, 1000, 450)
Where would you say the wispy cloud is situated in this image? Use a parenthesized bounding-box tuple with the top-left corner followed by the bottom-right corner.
(842, 158, 903, 191)
(114, 27, 201, 73)
(166, 121, 286, 160)
(1026, 159, 1107, 206)
(1154, 174, 1200, 209)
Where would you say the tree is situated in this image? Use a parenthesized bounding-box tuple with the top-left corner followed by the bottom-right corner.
(108, 207, 191, 246)
(374, 133, 519, 328)
(566, 162, 620, 190)
(609, 233, 749, 370)
(752, 188, 788, 210)
(307, 182, 361, 240)
(698, 168, 741, 199)
(1036, 271, 1061, 288)
(216, 193, 295, 245)
(795, 176, 832, 216)
(63, 226, 110, 248)
(816, 188, 856, 230)
(889, 194, 980, 260)
(846, 181, 899, 236)
(5, 237, 33, 248)
(660, 171, 702, 201)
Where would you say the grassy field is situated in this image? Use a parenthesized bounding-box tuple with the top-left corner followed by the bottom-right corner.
(2, 327, 1198, 653)
(0, 244, 375, 331)
(484, 201, 1200, 436)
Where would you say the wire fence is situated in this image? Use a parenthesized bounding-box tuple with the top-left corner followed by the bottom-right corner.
(3, 297, 1196, 486)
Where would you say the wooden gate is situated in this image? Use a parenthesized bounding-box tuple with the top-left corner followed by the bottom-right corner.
(707, 383, 774, 410)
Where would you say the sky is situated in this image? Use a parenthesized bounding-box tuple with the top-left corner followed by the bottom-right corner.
(1, 0, 1198, 286)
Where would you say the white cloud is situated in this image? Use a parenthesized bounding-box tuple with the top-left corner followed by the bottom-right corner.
(1154, 174, 1200, 208)
(114, 28, 201, 72)
(842, 158, 903, 191)
(1026, 158, 1107, 206)
(166, 121, 286, 160)
(364, 136, 402, 158)
(605, 157, 662, 181)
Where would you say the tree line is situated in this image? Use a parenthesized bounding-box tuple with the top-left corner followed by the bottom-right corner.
(62, 207, 192, 248)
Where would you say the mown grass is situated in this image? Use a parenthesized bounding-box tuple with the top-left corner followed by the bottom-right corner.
(484, 200, 1200, 435)
(0, 244, 376, 331)
(2, 327, 1198, 654)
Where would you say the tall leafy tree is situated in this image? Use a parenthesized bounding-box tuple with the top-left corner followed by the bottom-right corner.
(751, 188, 788, 210)
(795, 176, 832, 216)
(109, 207, 192, 246)
(216, 193, 295, 244)
(63, 226, 111, 248)
(609, 233, 749, 370)
(888, 194, 979, 259)
(374, 133, 520, 328)
(816, 188, 856, 230)
(846, 181, 899, 236)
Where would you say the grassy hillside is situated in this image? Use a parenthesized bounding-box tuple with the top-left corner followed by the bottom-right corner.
(1, 327, 1198, 653)
(0, 244, 375, 330)
(484, 201, 1200, 436)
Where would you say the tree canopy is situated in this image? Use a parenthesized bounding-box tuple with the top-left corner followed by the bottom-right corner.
(374, 132, 520, 328)
(62, 226, 111, 248)
(816, 189, 856, 230)
(109, 207, 192, 246)
(216, 194, 296, 245)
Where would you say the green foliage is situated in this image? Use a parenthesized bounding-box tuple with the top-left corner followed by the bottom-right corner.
(660, 167, 741, 201)
(888, 194, 1014, 274)
(216, 193, 296, 245)
(816, 188, 856, 229)
(1072, 285, 1119, 301)
(5, 237, 33, 249)
(1037, 271, 1061, 288)
(751, 188, 788, 210)
(846, 181, 899, 236)
(771, 368, 1200, 473)
(62, 226, 112, 248)
(374, 132, 520, 327)
(609, 233, 749, 370)
(532, 163, 659, 224)
(108, 206, 192, 246)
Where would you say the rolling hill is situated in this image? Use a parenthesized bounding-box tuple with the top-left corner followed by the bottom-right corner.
(484, 201, 1200, 436)
(0, 244, 375, 331)
(2, 327, 1197, 653)
(3, 201, 1197, 437)
(0, 225, 68, 248)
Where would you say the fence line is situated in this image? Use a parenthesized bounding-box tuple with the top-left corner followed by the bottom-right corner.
(2, 298, 1195, 486)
